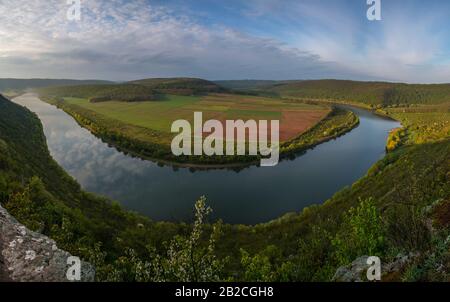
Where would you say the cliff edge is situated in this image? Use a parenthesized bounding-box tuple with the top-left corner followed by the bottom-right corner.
(0, 205, 95, 282)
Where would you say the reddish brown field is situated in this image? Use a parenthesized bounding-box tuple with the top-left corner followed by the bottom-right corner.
(279, 110, 329, 141)
(197, 94, 330, 142)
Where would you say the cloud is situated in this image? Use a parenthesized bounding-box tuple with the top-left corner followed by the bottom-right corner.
(0, 0, 449, 82)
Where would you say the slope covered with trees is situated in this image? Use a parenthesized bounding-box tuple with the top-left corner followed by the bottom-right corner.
(128, 77, 227, 95)
(37, 84, 158, 103)
(260, 80, 450, 107)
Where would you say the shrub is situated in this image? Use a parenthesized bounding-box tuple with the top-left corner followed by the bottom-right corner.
(332, 198, 386, 265)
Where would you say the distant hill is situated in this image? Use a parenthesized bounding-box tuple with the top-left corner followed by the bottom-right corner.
(0, 78, 113, 92)
(262, 79, 450, 106)
(128, 77, 227, 95)
(214, 80, 280, 90)
(37, 84, 157, 103)
(36, 77, 229, 102)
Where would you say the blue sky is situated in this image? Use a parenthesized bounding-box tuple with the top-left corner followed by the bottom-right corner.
(1, 0, 450, 82)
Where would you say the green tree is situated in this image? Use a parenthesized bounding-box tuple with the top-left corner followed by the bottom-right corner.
(332, 198, 385, 265)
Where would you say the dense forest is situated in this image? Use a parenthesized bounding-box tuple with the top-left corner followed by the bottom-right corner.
(0, 91, 448, 281)
(215, 80, 279, 90)
(37, 84, 158, 103)
(128, 78, 228, 95)
(241, 79, 450, 107)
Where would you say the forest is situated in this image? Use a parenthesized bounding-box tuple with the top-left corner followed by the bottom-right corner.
(226, 79, 450, 107)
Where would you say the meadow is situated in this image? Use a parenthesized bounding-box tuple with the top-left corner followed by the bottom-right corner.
(62, 93, 330, 142)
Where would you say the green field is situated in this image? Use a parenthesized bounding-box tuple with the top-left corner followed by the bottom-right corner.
(63, 95, 201, 133)
(62, 94, 326, 135)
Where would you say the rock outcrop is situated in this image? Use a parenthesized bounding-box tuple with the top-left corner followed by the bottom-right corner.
(332, 253, 419, 282)
(0, 205, 95, 282)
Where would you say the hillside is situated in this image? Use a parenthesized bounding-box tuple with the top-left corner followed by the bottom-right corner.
(214, 80, 279, 90)
(0, 94, 188, 280)
(262, 79, 450, 107)
(128, 77, 227, 95)
(37, 84, 157, 103)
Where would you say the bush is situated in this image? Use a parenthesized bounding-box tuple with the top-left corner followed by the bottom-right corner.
(332, 198, 385, 265)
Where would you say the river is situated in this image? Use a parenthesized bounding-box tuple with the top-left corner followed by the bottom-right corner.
(13, 94, 400, 224)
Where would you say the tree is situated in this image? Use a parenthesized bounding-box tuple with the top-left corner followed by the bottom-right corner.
(332, 198, 385, 265)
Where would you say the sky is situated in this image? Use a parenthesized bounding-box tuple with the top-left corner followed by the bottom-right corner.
(1, 0, 450, 83)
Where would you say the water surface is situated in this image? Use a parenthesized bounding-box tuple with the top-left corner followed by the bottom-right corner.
(13, 94, 400, 224)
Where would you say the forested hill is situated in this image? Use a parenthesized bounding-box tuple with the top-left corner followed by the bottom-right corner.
(214, 80, 279, 90)
(257, 79, 450, 106)
(0, 78, 113, 92)
(36, 84, 158, 103)
(128, 77, 227, 95)
(36, 78, 228, 102)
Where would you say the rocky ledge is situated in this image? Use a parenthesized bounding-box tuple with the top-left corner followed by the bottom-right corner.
(332, 253, 419, 282)
(0, 205, 95, 282)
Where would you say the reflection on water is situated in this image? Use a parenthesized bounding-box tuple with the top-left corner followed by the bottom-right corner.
(13, 94, 400, 224)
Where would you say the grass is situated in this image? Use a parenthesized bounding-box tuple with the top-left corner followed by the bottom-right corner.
(61, 93, 329, 139)
(64, 95, 200, 132)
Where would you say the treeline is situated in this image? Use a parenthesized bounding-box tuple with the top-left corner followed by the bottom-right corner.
(264, 79, 450, 106)
(128, 77, 228, 95)
(37, 84, 157, 103)
(36, 78, 229, 103)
